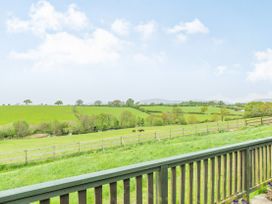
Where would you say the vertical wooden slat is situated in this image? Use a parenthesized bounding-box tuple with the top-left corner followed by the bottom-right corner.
(234, 151, 238, 193)
(136, 175, 143, 204)
(240, 151, 243, 192)
(268, 144, 272, 178)
(204, 159, 208, 204)
(124, 179, 130, 204)
(110, 182, 117, 204)
(260, 147, 263, 182)
(217, 156, 221, 202)
(211, 158, 215, 204)
(223, 154, 227, 199)
(257, 147, 260, 184)
(78, 190, 87, 204)
(148, 173, 153, 204)
(95, 186, 102, 204)
(229, 152, 233, 196)
(197, 161, 201, 204)
(171, 167, 176, 204)
(180, 164, 186, 204)
(189, 162, 194, 204)
(251, 149, 255, 187)
(40, 199, 50, 204)
(60, 194, 69, 204)
(262, 146, 266, 181)
(265, 145, 268, 180)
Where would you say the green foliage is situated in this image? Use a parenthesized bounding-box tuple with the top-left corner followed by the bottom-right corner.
(0, 126, 15, 139)
(13, 121, 29, 137)
(120, 111, 136, 128)
(245, 102, 272, 118)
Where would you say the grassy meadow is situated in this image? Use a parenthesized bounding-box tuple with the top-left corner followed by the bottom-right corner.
(0, 105, 148, 125)
(0, 125, 272, 203)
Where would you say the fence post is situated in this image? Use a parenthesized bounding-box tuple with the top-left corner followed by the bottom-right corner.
(24, 150, 28, 164)
(53, 146, 56, 158)
(169, 129, 172, 139)
(138, 134, 140, 143)
(154, 132, 157, 140)
(261, 117, 263, 125)
(120, 136, 124, 146)
(245, 148, 252, 203)
(78, 142, 81, 153)
(156, 165, 168, 204)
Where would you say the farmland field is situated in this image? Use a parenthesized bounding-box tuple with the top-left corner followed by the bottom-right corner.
(0, 106, 148, 125)
(0, 125, 272, 198)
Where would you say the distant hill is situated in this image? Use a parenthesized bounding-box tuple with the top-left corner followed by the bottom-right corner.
(253, 98, 272, 102)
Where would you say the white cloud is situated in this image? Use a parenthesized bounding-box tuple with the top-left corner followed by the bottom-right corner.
(168, 18, 209, 34)
(111, 19, 130, 36)
(215, 65, 227, 76)
(168, 18, 209, 43)
(10, 29, 123, 69)
(7, 1, 88, 35)
(248, 49, 272, 81)
(135, 21, 157, 40)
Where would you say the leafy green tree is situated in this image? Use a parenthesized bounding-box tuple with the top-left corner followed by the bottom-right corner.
(55, 100, 63, 105)
(109, 100, 123, 107)
(126, 98, 135, 107)
(187, 115, 198, 124)
(94, 100, 102, 106)
(220, 107, 229, 121)
(23, 99, 32, 105)
(75, 99, 84, 106)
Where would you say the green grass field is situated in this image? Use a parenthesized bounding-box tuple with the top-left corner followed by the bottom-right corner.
(0, 106, 148, 125)
(1, 125, 272, 191)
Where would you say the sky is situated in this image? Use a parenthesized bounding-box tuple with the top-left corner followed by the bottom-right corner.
(1, 0, 272, 104)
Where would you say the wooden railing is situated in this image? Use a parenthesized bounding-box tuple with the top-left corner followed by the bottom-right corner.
(1, 137, 272, 203)
(1, 116, 272, 166)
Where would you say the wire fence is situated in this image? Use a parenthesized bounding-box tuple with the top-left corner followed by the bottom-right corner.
(0, 117, 271, 166)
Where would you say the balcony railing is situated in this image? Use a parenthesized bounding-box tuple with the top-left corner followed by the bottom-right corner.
(1, 137, 272, 203)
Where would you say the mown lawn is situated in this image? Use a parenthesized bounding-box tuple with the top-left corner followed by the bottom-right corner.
(1, 125, 272, 191)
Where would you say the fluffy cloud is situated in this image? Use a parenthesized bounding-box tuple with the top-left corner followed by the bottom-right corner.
(7, 1, 88, 35)
(215, 65, 227, 76)
(10, 29, 122, 69)
(168, 19, 209, 43)
(133, 52, 166, 65)
(248, 49, 272, 81)
(135, 21, 157, 40)
(111, 19, 130, 36)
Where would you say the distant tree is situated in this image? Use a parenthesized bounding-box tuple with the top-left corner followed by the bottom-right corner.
(55, 100, 63, 106)
(75, 99, 84, 106)
(220, 107, 229, 121)
(94, 100, 102, 106)
(126, 98, 135, 107)
(187, 115, 198, 124)
(110, 100, 123, 107)
(23, 99, 32, 105)
(172, 107, 186, 124)
(201, 106, 208, 113)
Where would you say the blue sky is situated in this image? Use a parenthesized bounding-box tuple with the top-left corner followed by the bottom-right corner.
(1, 0, 272, 104)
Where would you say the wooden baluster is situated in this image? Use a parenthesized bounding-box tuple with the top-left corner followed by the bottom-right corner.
(78, 190, 87, 204)
(110, 182, 117, 204)
(217, 156, 221, 203)
(95, 186, 102, 204)
(251, 149, 255, 187)
(40, 199, 50, 204)
(189, 162, 194, 204)
(229, 153, 233, 196)
(211, 158, 215, 204)
(124, 179, 130, 204)
(204, 159, 208, 204)
(240, 151, 243, 192)
(180, 164, 186, 204)
(171, 167, 176, 204)
(60, 194, 69, 204)
(148, 173, 154, 204)
(197, 160, 201, 204)
(136, 175, 143, 204)
(234, 152, 238, 193)
(223, 154, 227, 199)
